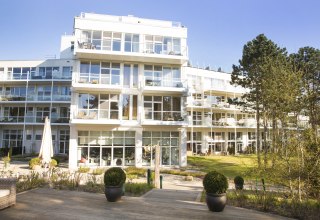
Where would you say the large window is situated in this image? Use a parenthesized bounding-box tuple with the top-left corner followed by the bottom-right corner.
(77, 93, 119, 120)
(2, 107, 25, 123)
(77, 131, 135, 166)
(122, 94, 138, 120)
(125, 33, 139, 52)
(80, 30, 122, 51)
(144, 65, 181, 87)
(79, 61, 121, 85)
(10, 67, 35, 80)
(2, 130, 23, 148)
(144, 96, 182, 121)
(59, 130, 69, 154)
(39, 67, 59, 79)
(36, 107, 50, 122)
(142, 131, 179, 166)
(145, 35, 181, 55)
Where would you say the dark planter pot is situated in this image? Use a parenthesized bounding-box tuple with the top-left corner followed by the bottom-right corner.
(105, 186, 123, 202)
(206, 193, 227, 212)
(235, 184, 243, 190)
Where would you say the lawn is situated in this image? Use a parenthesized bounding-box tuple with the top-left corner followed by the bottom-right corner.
(187, 155, 257, 179)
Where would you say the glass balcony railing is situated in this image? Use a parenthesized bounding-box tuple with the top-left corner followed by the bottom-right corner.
(0, 116, 69, 123)
(76, 41, 188, 57)
(143, 77, 185, 88)
(0, 73, 71, 81)
(0, 94, 70, 102)
(144, 111, 184, 122)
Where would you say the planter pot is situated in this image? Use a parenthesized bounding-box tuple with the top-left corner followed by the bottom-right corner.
(235, 184, 243, 190)
(105, 186, 123, 202)
(206, 193, 227, 212)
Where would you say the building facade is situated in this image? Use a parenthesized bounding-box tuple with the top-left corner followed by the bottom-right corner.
(0, 13, 258, 169)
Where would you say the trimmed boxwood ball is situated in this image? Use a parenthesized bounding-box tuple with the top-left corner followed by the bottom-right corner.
(203, 171, 228, 194)
(104, 167, 126, 186)
(234, 176, 244, 185)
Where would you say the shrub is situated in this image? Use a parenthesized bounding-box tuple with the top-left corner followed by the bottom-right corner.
(234, 176, 244, 185)
(29, 157, 41, 169)
(125, 183, 153, 196)
(124, 167, 146, 177)
(203, 171, 228, 194)
(78, 166, 90, 173)
(92, 168, 104, 175)
(50, 159, 58, 167)
(104, 167, 126, 186)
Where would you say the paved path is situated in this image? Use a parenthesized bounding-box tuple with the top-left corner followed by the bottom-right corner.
(0, 187, 292, 220)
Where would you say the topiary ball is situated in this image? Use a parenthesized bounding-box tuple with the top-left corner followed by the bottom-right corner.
(104, 167, 126, 186)
(234, 176, 244, 185)
(203, 171, 228, 194)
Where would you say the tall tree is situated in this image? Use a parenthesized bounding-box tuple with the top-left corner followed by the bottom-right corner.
(231, 34, 287, 167)
(290, 47, 320, 137)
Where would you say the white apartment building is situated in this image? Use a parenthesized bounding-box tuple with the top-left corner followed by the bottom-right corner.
(0, 13, 259, 169)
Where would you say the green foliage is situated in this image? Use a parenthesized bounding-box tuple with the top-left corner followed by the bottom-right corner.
(187, 155, 255, 178)
(2, 155, 10, 163)
(50, 159, 58, 167)
(234, 176, 244, 185)
(78, 166, 90, 173)
(227, 189, 320, 220)
(16, 172, 46, 193)
(203, 171, 228, 194)
(124, 167, 146, 177)
(124, 183, 153, 196)
(92, 168, 104, 175)
(29, 157, 41, 169)
(104, 167, 126, 186)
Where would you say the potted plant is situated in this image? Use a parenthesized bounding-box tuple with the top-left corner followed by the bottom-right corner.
(203, 171, 228, 212)
(234, 176, 244, 190)
(104, 167, 126, 202)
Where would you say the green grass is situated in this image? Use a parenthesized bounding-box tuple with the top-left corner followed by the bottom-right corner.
(187, 155, 256, 179)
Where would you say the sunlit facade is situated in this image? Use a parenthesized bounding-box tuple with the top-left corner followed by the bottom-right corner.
(0, 13, 265, 169)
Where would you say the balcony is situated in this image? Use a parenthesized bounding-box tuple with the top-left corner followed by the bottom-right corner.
(75, 41, 188, 65)
(73, 74, 122, 92)
(0, 116, 69, 124)
(0, 94, 71, 102)
(142, 112, 186, 126)
(71, 109, 121, 125)
(142, 77, 186, 94)
(187, 117, 257, 128)
(0, 72, 71, 81)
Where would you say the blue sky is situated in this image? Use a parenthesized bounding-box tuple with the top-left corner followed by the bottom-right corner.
(1, 0, 319, 72)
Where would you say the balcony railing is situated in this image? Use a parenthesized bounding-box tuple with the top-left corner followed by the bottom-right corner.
(143, 77, 185, 88)
(76, 41, 188, 57)
(188, 117, 257, 127)
(144, 111, 184, 121)
(0, 116, 69, 123)
(0, 72, 71, 81)
(0, 94, 70, 102)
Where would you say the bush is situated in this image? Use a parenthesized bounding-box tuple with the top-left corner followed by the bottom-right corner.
(50, 159, 58, 167)
(92, 168, 104, 175)
(125, 183, 153, 196)
(203, 171, 228, 194)
(104, 167, 126, 186)
(29, 157, 41, 169)
(234, 176, 244, 185)
(78, 166, 90, 173)
(124, 167, 146, 177)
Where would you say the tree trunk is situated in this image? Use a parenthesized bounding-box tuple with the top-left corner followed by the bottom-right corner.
(256, 104, 261, 168)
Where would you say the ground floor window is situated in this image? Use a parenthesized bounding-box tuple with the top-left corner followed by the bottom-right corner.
(208, 142, 225, 154)
(59, 130, 69, 154)
(77, 130, 135, 166)
(142, 131, 179, 166)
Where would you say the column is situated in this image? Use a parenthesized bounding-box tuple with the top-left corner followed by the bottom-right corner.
(135, 128, 143, 167)
(68, 125, 78, 170)
(180, 128, 187, 167)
